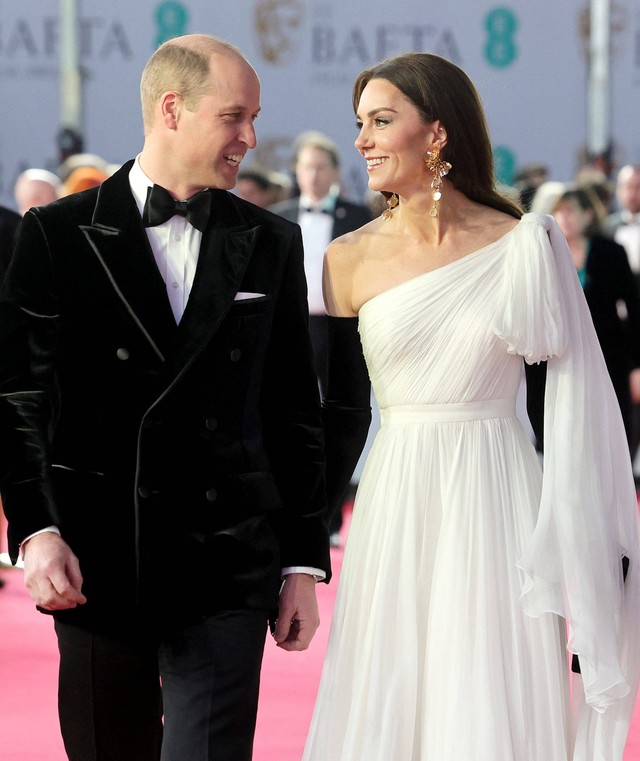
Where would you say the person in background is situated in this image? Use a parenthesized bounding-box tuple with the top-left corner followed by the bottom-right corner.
(61, 165, 110, 196)
(0, 33, 329, 761)
(301, 52, 640, 761)
(529, 180, 566, 216)
(236, 165, 291, 207)
(513, 162, 548, 212)
(604, 165, 640, 290)
(603, 165, 640, 475)
(271, 131, 372, 546)
(14, 168, 61, 216)
(551, 184, 640, 443)
(574, 165, 614, 215)
(57, 151, 110, 184)
(270, 131, 372, 394)
(0, 201, 21, 587)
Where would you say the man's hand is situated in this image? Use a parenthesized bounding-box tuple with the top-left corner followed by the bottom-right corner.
(22, 532, 86, 610)
(273, 573, 320, 651)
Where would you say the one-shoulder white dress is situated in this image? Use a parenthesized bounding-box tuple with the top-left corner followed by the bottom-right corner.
(302, 214, 640, 761)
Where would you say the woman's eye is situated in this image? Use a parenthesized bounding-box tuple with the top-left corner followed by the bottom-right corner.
(374, 118, 389, 126)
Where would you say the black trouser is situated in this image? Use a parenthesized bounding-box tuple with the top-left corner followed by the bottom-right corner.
(55, 610, 268, 761)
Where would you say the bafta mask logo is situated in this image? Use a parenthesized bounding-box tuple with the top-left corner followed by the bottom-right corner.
(154, 1, 189, 47)
(254, 0, 304, 65)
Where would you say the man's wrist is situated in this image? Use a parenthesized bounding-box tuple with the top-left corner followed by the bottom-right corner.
(20, 526, 61, 557)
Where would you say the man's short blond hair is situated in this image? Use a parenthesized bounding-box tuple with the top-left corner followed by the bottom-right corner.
(140, 34, 246, 133)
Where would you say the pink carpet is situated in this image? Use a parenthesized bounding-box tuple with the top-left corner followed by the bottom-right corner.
(0, 543, 342, 761)
(1, 514, 639, 760)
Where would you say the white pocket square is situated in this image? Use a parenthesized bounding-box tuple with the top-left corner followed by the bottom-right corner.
(234, 291, 266, 301)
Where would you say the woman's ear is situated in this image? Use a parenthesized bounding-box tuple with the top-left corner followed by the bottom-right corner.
(425, 120, 448, 154)
(432, 120, 448, 149)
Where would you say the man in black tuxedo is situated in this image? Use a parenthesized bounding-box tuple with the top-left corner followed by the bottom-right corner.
(0, 35, 329, 761)
(270, 131, 372, 394)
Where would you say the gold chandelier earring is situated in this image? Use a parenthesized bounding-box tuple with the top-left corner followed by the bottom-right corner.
(381, 192, 399, 221)
(424, 146, 452, 218)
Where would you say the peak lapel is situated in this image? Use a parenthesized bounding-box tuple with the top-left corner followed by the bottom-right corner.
(81, 163, 177, 362)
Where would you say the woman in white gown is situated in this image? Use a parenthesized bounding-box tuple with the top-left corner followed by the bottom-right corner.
(302, 53, 640, 761)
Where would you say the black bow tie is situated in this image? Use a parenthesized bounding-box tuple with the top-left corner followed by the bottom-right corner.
(302, 206, 332, 215)
(143, 184, 213, 232)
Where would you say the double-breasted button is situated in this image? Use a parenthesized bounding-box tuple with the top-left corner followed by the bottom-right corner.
(205, 417, 218, 431)
(116, 347, 130, 361)
(230, 348, 242, 362)
(205, 488, 218, 503)
(138, 485, 152, 499)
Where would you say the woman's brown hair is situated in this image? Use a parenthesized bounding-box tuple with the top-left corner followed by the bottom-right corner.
(353, 53, 522, 219)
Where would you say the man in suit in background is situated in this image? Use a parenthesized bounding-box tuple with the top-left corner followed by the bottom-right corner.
(604, 165, 640, 289)
(270, 134, 371, 546)
(0, 34, 329, 761)
(270, 131, 371, 395)
(604, 165, 640, 474)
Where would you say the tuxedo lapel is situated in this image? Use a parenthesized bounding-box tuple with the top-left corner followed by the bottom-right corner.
(83, 165, 261, 386)
(80, 162, 177, 362)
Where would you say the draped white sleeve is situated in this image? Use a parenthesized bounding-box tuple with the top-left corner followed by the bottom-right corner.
(495, 213, 640, 759)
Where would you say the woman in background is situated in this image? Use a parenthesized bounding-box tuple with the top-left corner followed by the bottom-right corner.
(552, 184, 640, 443)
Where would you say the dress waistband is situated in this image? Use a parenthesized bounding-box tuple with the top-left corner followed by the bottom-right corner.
(379, 398, 516, 425)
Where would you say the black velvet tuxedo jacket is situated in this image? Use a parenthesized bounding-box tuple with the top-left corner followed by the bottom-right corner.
(269, 196, 372, 240)
(0, 160, 330, 632)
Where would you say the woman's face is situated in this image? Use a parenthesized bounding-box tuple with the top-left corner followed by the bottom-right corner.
(354, 78, 435, 196)
(553, 199, 591, 240)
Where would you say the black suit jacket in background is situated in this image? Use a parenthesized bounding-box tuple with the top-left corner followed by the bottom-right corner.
(269, 195, 372, 241)
(0, 161, 330, 633)
(0, 204, 21, 283)
(525, 234, 640, 447)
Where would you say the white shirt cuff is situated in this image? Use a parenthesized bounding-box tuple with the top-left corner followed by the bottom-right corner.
(20, 526, 61, 556)
(281, 566, 326, 582)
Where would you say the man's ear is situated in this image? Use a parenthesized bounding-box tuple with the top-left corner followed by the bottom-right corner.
(159, 91, 182, 131)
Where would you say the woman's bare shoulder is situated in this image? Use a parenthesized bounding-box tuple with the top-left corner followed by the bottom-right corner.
(327, 218, 381, 264)
(324, 220, 382, 317)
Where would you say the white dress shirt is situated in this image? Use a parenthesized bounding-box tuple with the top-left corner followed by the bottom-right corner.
(614, 213, 640, 274)
(298, 193, 335, 316)
(129, 158, 201, 323)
